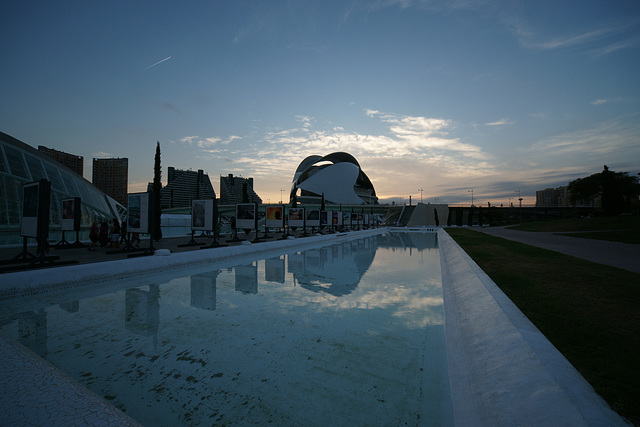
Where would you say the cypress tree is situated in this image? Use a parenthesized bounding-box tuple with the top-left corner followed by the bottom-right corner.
(153, 141, 163, 240)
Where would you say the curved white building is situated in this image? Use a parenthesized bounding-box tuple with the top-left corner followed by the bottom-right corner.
(290, 152, 378, 205)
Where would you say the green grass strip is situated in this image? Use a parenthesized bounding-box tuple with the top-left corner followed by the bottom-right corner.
(445, 227, 640, 424)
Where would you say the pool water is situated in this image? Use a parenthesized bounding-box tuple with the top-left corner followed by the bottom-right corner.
(0, 232, 453, 426)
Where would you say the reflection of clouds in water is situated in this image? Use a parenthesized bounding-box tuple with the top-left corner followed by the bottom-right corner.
(297, 288, 444, 329)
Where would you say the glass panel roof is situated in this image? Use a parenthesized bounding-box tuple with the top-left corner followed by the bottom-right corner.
(2, 144, 30, 180)
(43, 162, 67, 193)
(0, 145, 7, 173)
(24, 153, 47, 182)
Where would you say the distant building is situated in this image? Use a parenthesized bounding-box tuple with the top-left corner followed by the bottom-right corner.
(535, 185, 600, 208)
(92, 158, 128, 206)
(38, 145, 84, 176)
(161, 167, 216, 209)
(220, 174, 262, 205)
(536, 186, 570, 207)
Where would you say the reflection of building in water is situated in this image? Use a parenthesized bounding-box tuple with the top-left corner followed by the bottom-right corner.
(288, 235, 378, 296)
(191, 271, 219, 311)
(235, 263, 258, 294)
(378, 232, 438, 252)
(125, 285, 160, 348)
(265, 256, 285, 283)
(18, 309, 48, 358)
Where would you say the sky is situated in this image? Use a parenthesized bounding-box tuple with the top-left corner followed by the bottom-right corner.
(1, 0, 639, 206)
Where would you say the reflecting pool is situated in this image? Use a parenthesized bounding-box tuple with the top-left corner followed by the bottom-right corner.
(0, 231, 452, 426)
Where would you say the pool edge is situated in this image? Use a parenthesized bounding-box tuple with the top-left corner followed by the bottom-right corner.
(438, 228, 627, 426)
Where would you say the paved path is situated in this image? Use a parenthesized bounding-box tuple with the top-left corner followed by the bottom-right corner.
(474, 226, 640, 274)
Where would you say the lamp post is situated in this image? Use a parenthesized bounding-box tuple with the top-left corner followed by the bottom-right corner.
(280, 189, 284, 204)
(468, 189, 474, 207)
(418, 188, 424, 203)
(515, 189, 523, 223)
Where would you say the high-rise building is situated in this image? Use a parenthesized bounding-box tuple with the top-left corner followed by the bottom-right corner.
(219, 174, 262, 205)
(92, 158, 128, 206)
(535, 186, 571, 208)
(38, 145, 84, 176)
(161, 167, 216, 209)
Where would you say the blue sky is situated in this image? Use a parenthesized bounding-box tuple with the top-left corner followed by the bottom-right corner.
(2, 0, 639, 206)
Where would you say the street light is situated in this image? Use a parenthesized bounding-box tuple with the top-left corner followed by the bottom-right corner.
(515, 189, 523, 223)
(280, 189, 284, 204)
(515, 189, 522, 208)
(468, 189, 474, 206)
(418, 188, 424, 203)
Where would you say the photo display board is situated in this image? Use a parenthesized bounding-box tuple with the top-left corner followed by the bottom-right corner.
(192, 199, 214, 231)
(266, 206, 285, 229)
(320, 211, 329, 227)
(288, 207, 305, 228)
(342, 212, 351, 226)
(127, 192, 150, 234)
(306, 209, 320, 227)
(236, 203, 257, 230)
(333, 211, 342, 226)
(61, 197, 81, 231)
(20, 179, 51, 239)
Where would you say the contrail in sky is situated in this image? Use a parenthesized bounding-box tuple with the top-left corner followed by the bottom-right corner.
(144, 56, 172, 71)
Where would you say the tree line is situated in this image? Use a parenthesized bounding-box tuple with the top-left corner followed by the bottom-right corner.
(568, 165, 640, 216)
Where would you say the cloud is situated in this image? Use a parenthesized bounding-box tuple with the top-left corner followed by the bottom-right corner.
(175, 110, 498, 202)
(485, 118, 512, 126)
(163, 103, 182, 114)
(528, 28, 611, 50)
(92, 151, 113, 158)
(179, 136, 199, 145)
(143, 56, 172, 71)
(529, 117, 640, 158)
(178, 135, 241, 149)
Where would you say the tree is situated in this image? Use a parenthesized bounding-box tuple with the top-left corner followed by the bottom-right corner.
(153, 142, 163, 240)
(568, 165, 640, 216)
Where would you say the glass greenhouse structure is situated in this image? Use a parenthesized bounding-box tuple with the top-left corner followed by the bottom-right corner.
(0, 131, 126, 245)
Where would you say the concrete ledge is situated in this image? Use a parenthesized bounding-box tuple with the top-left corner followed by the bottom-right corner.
(439, 229, 627, 426)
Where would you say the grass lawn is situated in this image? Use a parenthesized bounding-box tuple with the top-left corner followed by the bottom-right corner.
(445, 227, 640, 424)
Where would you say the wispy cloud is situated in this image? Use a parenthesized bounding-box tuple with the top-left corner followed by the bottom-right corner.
(512, 19, 640, 58)
(178, 135, 241, 148)
(530, 117, 640, 158)
(92, 151, 113, 158)
(143, 56, 172, 71)
(528, 28, 611, 50)
(485, 118, 512, 126)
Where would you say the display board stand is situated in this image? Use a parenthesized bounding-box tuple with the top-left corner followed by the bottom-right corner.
(127, 191, 156, 258)
(178, 230, 204, 247)
(2, 180, 77, 272)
